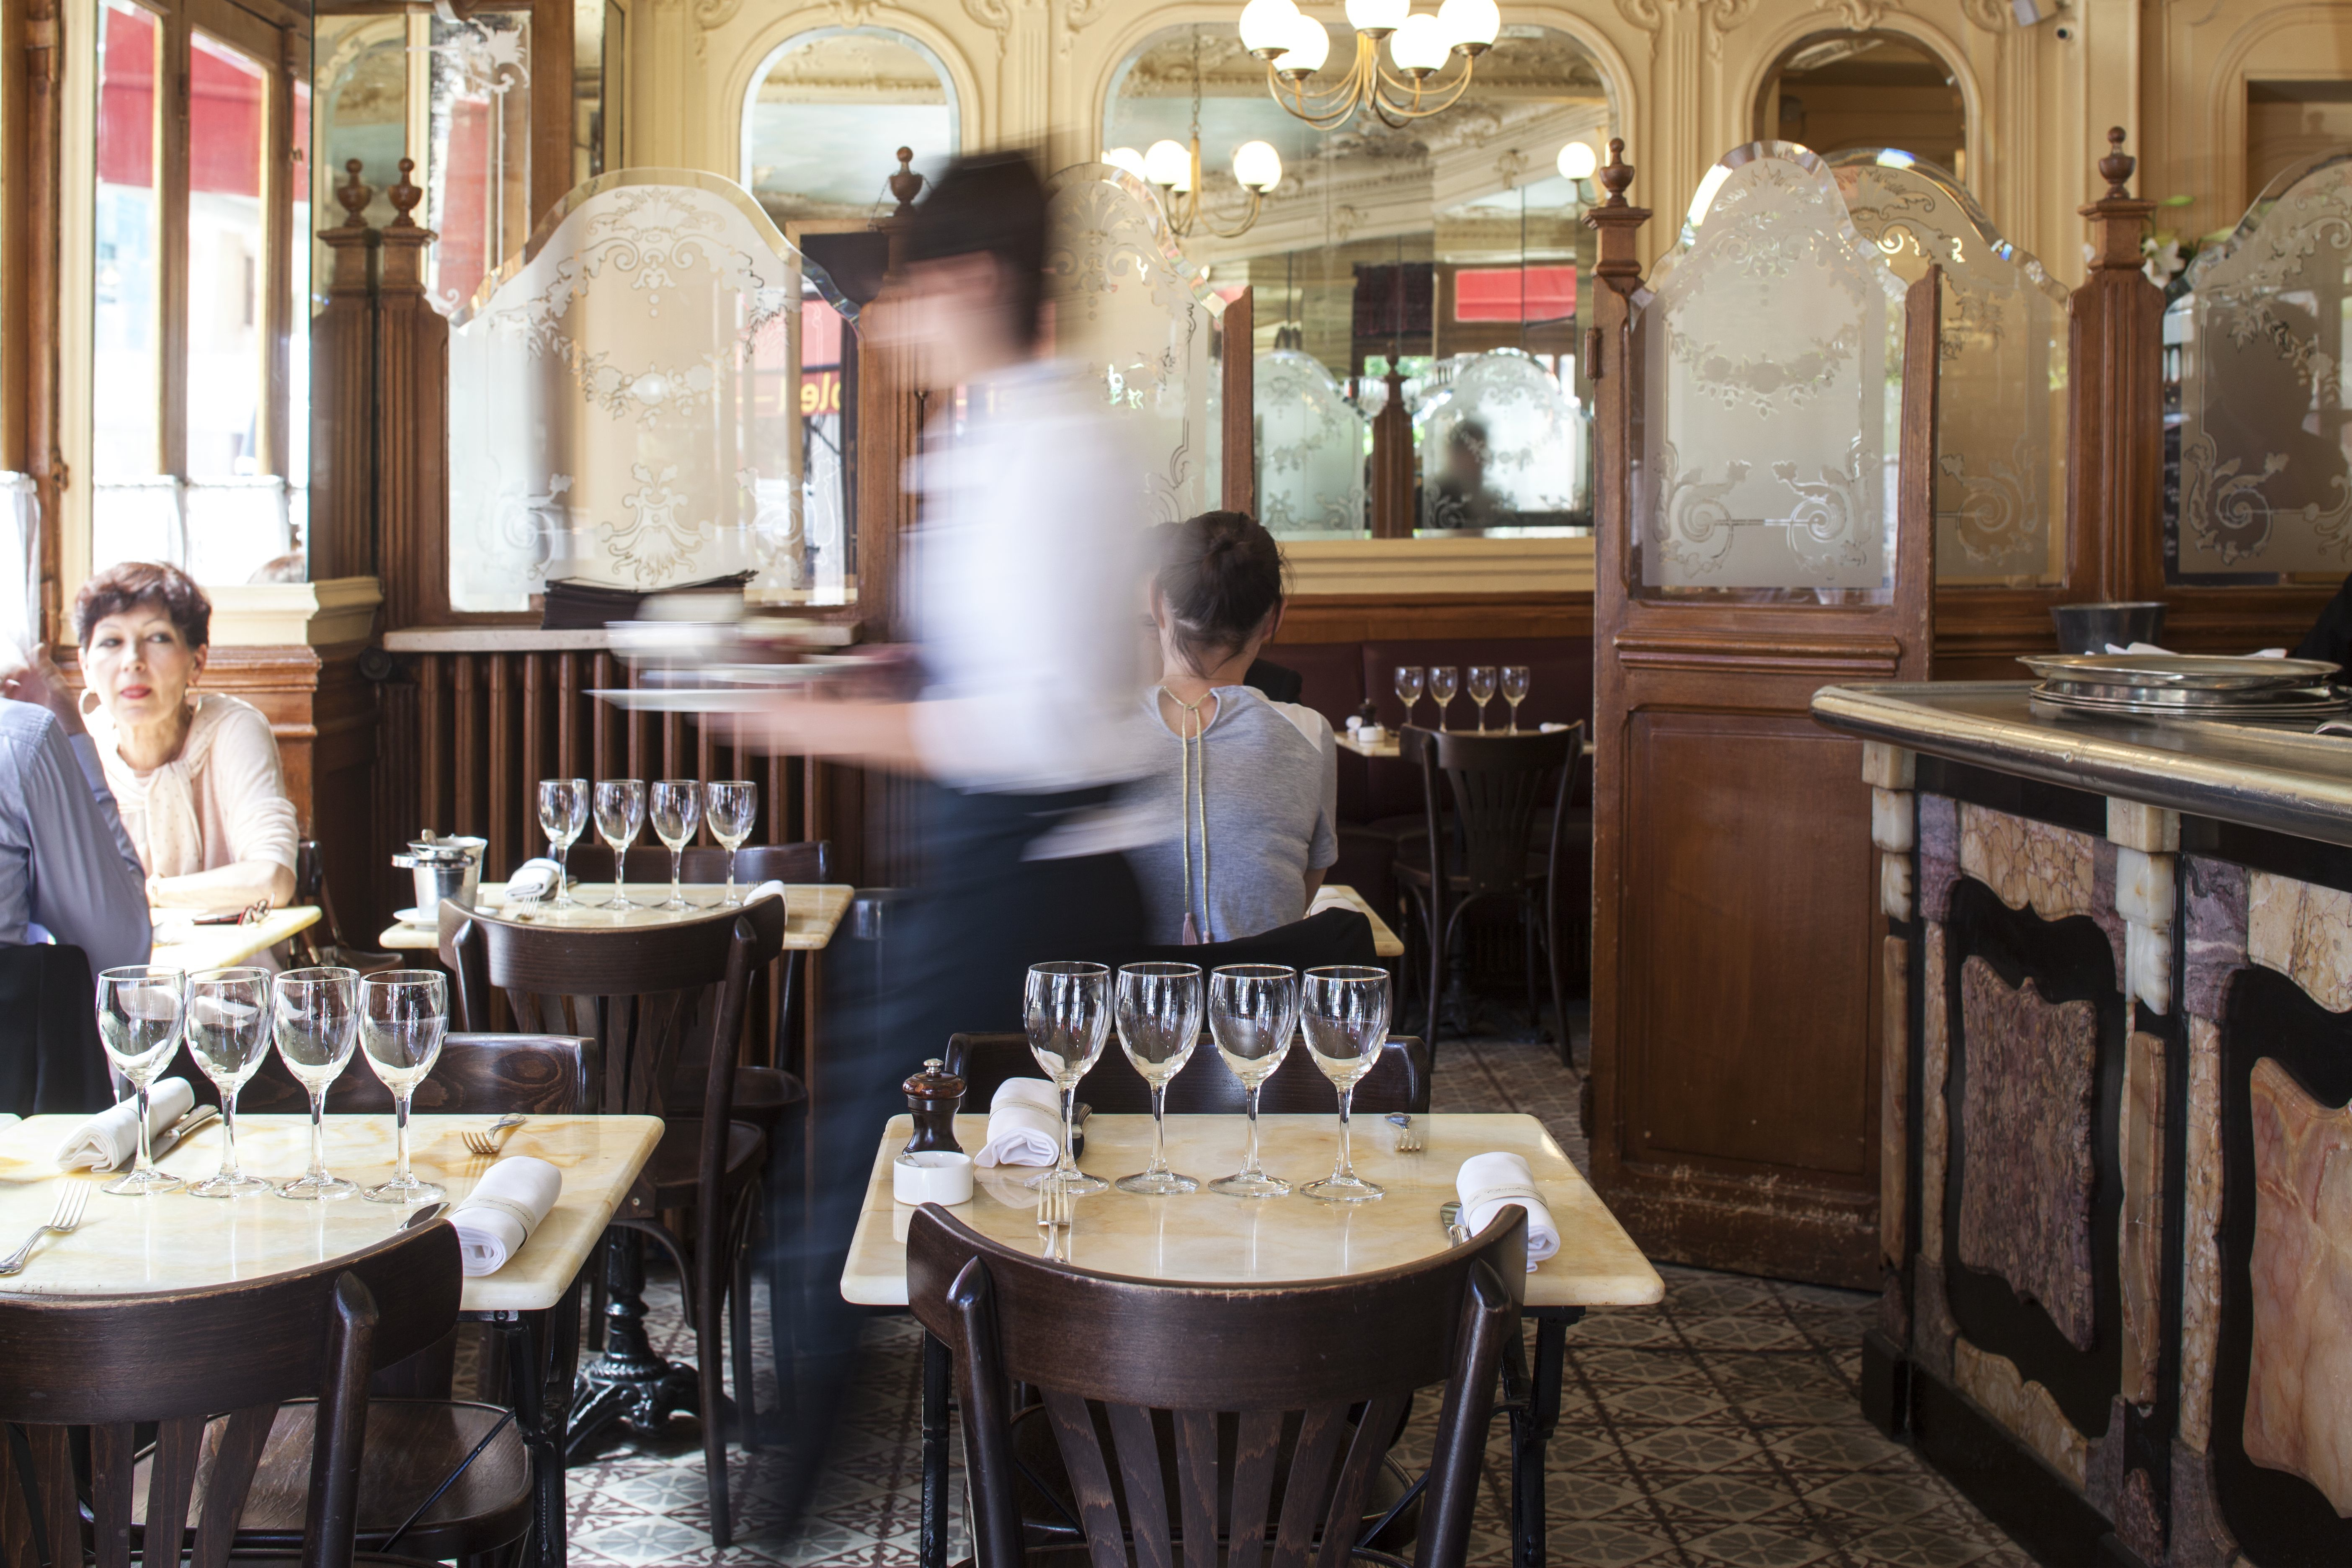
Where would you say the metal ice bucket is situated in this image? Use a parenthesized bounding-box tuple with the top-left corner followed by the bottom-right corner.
(391, 836, 488, 913)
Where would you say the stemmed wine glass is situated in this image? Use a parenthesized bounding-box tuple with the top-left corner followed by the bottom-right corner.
(273, 967, 360, 1200)
(1298, 966, 1391, 1203)
(359, 970, 448, 1205)
(536, 779, 589, 907)
(1206, 964, 1300, 1199)
(1114, 962, 1202, 1195)
(94, 965, 187, 1196)
(1393, 666, 1425, 730)
(185, 966, 275, 1198)
(1024, 962, 1112, 1196)
(1428, 667, 1460, 732)
(1501, 665, 1531, 732)
(706, 781, 758, 904)
(650, 781, 704, 912)
(593, 780, 646, 912)
(1467, 667, 1498, 733)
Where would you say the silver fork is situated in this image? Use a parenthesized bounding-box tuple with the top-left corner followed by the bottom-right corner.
(461, 1115, 526, 1159)
(1388, 1113, 1424, 1153)
(1035, 1184, 1072, 1234)
(0, 1183, 92, 1276)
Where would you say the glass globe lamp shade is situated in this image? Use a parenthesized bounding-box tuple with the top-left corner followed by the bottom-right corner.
(1389, 14, 1448, 72)
(1436, 0, 1500, 52)
(1239, 0, 1302, 56)
(1231, 139, 1284, 192)
(1104, 147, 1149, 181)
(1143, 139, 1192, 188)
(1344, 0, 1410, 34)
(1556, 140, 1599, 181)
(1274, 13, 1331, 74)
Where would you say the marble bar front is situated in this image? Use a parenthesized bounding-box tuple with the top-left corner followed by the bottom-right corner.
(1810, 682, 2352, 1568)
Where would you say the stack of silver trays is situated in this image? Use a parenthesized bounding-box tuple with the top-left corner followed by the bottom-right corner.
(2021, 653, 2348, 722)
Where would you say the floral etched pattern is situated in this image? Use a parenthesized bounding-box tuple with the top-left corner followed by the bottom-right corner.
(1256, 349, 1367, 536)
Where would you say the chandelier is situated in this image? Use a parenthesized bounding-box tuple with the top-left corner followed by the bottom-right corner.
(1106, 28, 1284, 240)
(1237, 0, 1502, 132)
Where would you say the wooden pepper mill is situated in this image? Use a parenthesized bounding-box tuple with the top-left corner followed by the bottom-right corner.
(901, 1057, 965, 1155)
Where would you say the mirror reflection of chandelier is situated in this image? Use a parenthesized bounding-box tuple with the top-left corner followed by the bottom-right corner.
(1237, 0, 1501, 131)
(1106, 28, 1284, 240)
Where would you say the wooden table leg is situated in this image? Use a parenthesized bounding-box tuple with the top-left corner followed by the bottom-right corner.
(921, 1329, 951, 1568)
(1507, 1305, 1580, 1568)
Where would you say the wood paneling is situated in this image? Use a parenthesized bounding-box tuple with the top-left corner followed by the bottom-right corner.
(1272, 592, 1595, 644)
(309, 168, 375, 583)
(1222, 286, 1252, 517)
(24, 0, 63, 639)
(374, 167, 453, 631)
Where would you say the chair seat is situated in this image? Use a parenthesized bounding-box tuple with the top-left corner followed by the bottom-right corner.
(668, 1065, 805, 1137)
(627, 1117, 765, 1214)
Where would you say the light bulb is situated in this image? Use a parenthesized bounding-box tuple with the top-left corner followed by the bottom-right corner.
(1231, 139, 1284, 191)
(1436, 0, 1500, 51)
(1345, 0, 1409, 34)
(1239, 0, 1302, 56)
(1143, 139, 1192, 187)
(1104, 147, 1149, 180)
(1274, 12, 1332, 73)
(1389, 13, 1448, 72)
(1556, 140, 1598, 181)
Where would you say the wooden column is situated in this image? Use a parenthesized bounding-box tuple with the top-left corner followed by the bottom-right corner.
(1368, 368, 1412, 537)
(2067, 128, 2165, 604)
(527, 0, 575, 226)
(374, 160, 450, 631)
(309, 163, 377, 583)
(25, 0, 64, 641)
(1222, 285, 1253, 517)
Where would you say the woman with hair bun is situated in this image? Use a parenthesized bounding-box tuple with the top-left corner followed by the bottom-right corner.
(1133, 511, 1338, 944)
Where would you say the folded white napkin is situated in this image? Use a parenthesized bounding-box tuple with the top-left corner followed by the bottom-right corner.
(505, 858, 563, 900)
(1456, 1152, 1561, 1271)
(975, 1078, 1063, 1168)
(745, 880, 787, 905)
(56, 1078, 196, 1172)
(449, 1156, 563, 1276)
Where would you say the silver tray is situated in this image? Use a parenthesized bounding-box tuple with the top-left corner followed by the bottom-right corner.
(2018, 652, 2340, 691)
(2027, 677, 2344, 710)
(2029, 684, 2350, 722)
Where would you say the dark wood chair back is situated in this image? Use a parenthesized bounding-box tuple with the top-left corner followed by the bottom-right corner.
(565, 840, 830, 887)
(240, 1033, 589, 1117)
(0, 1222, 462, 1568)
(1406, 725, 1581, 900)
(906, 1203, 1524, 1568)
(947, 1032, 1430, 1116)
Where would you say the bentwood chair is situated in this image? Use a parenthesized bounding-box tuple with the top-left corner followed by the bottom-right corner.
(907, 1202, 1524, 1568)
(240, 1033, 588, 1118)
(946, 1032, 1431, 1118)
(440, 896, 786, 1547)
(0, 1222, 464, 1568)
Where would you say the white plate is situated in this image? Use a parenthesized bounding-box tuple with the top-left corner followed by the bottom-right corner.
(395, 907, 435, 928)
(587, 687, 809, 714)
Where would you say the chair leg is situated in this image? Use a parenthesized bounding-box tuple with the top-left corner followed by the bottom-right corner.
(698, 1234, 734, 1549)
(1424, 891, 1447, 1050)
(730, 1191, 760, 1446)
(1522, 898, 1541, 1033)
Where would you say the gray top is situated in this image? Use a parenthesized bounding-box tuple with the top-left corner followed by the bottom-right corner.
(1129, 686, 1339, 944)
(0, 699, 152, 972)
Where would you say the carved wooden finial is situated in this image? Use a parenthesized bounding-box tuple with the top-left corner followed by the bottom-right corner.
(335, 159, 373, 227)
(888, 147, 925, 217)
(2098, 126, 2135, 201)
(1597, 137, 1635, 207)
(386, 157, 424, 228)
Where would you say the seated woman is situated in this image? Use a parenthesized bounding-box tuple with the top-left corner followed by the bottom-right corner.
(1130, 511, 1338, 944)
(74, 562, 297, 911)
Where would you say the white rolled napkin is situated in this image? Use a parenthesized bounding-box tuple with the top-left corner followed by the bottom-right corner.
(1455, 1152, 1561, 1272)
(745, 880, 787, 905)
(974, 1078, 1064, 1168)
(449, 1156, 564, 1276)
(56, 1078, 196, 1172)
(505, 858, 563, 900)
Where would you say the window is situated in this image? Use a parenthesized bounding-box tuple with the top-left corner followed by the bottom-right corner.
(741, 28, 958, 227)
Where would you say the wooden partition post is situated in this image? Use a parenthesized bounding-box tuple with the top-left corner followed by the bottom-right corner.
(2068, 128, 2166, 604)
(1369, 367, 1413, 538)
(25, 0, 64, 640)
(309, 163, 377, 582)
(1222, 286, 1253, 516)
(374, 161, 451, 632)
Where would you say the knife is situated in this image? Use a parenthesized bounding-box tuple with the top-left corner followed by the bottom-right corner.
(400, 1202, 450, 1230)
(150, 1105, 220, 1160)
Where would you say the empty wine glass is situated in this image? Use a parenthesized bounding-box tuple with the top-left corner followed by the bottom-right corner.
(650, 780, 704, 911)
(1393, 665, 1425, 730)
(536, 778, 589, 907)
(360, 970, 448, 1205)
(1467, 667, 1498, 732)
(1207, 964, 1300, 1199)
(1501, 665, 1531, 733)
(1298, 967, 1392, 1204)
(1428, 667, 1460, 732)
(593, 780, 646, 911)
(1114, 962, 1202, 1196)
(1024, 962, 1112, 1195)
(273, 967, 360, 1201)
(706, 780, 758, 903)
(186, 966, 275, 1198)
(94, 965, 187, 1196)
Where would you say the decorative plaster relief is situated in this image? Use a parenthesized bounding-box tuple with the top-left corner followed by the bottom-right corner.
(2184, 858, 2249, 1022)
(2120, 1032, 2167, 1406)
(2182, 1015, 2223, 1453)
(1922, 921, 1949, 1261)
(1957, 955, 2099, 1351)
(1919, 794, 1959, 924)
(1959, 803, 2096, 922)
(2247, 872, 2352, 1014)
(2244, 1057, 2352, 1515)
(1955, 1336, 2092, 1489)
(1883, 934, 1909, 1269)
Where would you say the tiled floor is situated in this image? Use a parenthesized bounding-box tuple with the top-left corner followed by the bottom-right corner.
(555, 1014, 2037, 1568)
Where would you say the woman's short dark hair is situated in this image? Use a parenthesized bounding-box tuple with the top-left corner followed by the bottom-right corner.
(904, 152, 1047, 352)
(72, 561, 212, 650)
(1155, 511, 1287, 675)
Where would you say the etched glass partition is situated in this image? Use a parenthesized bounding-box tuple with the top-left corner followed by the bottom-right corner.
(1831, 150, 2068, 585)
(1043, 164, 1224, 525)
(446, 170, 853, 613)
(1256, 347, 1366, 536)
(1416, 349, 1585, 532)
(2166, 151, 2352, 580)
(1634, 143, 1907, 596)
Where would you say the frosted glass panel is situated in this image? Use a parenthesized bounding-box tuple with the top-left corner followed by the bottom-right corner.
(1256, 347, 1366, 536)
(1044, 165, 1223, 525)
(1635, 143, 1906, 594)
(1831, 151, 2068, 585)
(1416, 348, 1583, 530)
(447, 170, 850, 612)
(2167, 151, 2352, 578)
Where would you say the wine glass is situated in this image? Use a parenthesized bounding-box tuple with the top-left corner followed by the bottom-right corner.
(1467, 667, 1498, 732)
(1114, 963, 1203, 1196)
(1024, 962, 1112, 1196)
(94, 965, 187, 1196)
(706, 781, 758, 904)
(185, 966, 275, 1198)
(273, 967, 360, 1200)
(1428, 667, 1460, 732)
(1501, 665, 1531, 733)
(1206, 964, 1300, 1199)
(593, 780, 646, 911)
(650, 780, 704, 912)
(1298, 966, 1391, 1204)
(536, 778, 589, 907)
(1393, 666, 1425, 730)
(359, 970, 448, 1205)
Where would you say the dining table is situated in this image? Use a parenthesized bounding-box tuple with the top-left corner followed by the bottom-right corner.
(377, 882, 854, 952)
(843, 1109, 1662, 1568)
(151, 904, 322, 970)
(0, 1110, 661, 1568)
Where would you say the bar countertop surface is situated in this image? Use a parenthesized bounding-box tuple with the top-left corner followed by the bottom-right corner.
(1811, 681, 2352, 846)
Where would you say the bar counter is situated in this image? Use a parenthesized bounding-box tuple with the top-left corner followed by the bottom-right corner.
(1812, 681, 2352, 1568)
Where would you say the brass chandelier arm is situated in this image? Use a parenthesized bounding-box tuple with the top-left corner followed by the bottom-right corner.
(1166, 184, 1266, 240)
(1261, 34, 1482, 132)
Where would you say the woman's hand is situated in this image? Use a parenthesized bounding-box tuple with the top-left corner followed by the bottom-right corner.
(147, 861, 297, 910)
(0, 649, 87, 738)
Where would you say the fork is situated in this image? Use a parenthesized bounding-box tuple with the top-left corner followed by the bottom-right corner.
(0, 1183, 91, 1276)
(1035, 1184, 1072, 1233)
(1388, 1112, 1424, 1153)
(461, 1115, 526, 1159)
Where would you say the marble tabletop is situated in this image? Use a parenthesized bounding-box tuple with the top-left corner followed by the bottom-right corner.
(379, 883, 853, 952)
(1333, 723, 1587, 761)
(841, 1112, 1662, 1310)
(151, 906, 322, 972)
(1309, 884, 1405, 958)
(0, 1113, 660, 1313)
